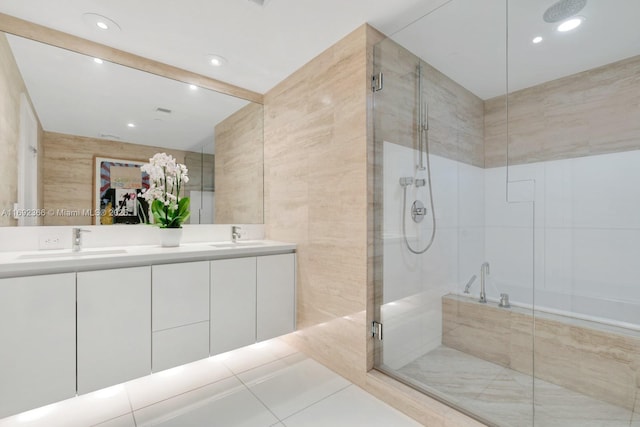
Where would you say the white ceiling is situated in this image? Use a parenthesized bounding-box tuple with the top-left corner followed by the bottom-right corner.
(0, 0, 450, 94)
(392, 0, 640, 99)
(2, 0, 639, 151)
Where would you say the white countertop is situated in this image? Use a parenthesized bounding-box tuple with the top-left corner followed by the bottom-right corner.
(0, 240, 296, 278)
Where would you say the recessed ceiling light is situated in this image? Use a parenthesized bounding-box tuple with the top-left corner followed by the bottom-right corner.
(127, 123, 136, 128)
(93, 58, 103, 64)
(189, 84, 198, 90)
(82, 13, 121, 32)
(557, 16, 584, 32)
(208, 54, 227, 67)
(532, 36, 543, 44)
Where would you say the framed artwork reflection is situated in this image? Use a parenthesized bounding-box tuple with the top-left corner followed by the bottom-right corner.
(93, 156, 150, 225)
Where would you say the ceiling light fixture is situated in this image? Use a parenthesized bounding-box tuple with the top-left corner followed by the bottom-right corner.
(127, 123, 136, 128)
(93, 58, 103, 64)
(189, 84, 198, 90)
(557, 17, 584, 32)
(208, 54, 228, 67)
(82, 13, 121, 32)
(532, 36, 543, 44)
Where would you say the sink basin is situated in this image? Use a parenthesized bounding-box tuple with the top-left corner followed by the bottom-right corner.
(210, 241, 267, 249)
(18, 249, 128, 260)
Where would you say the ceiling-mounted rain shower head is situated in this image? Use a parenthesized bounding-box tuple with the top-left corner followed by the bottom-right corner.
(543, 0, 587, 23)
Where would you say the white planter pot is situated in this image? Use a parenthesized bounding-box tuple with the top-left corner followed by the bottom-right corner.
(159, 228, 183, 247)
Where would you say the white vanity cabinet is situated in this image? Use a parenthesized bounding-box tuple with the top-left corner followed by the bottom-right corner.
(152, 261, 210, 371)
(210, 253, 295, 355)
(0, 273, 76, 419)
(257, 254, 296, 341)
(210, 257, 257, 354)
(0, 241, 295, 418)
(77, 266, 151, 394)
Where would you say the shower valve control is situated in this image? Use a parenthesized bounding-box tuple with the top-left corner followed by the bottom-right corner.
(411, 200, 427, 223)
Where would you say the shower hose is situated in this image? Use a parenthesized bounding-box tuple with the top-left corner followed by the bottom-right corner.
(402, 129, 436, 255)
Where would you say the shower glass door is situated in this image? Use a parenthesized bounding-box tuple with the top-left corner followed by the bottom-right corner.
(373, 1, 537, 425)
(508, 0, 640, 425)
(374, 0, 640, 426)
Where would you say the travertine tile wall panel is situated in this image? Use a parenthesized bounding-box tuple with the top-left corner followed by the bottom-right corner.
(374, 38, 484, 167)
(443, 295, 640, 410)
(43, 132, 187, 226)
(264, 25, 369, 330)
(485, 55, 640, 168)
(214, 102, 264, 224)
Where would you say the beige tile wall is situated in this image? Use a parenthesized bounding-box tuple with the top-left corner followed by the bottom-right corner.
(42, 131, 187, 226)
(265, 24, 481, 426)
(485, 54, 640, 168)
(442, 295, 640, 410)
(0, 33, 44, 226)
(374, 38, 485, 167)
(214, 102, 264, 224)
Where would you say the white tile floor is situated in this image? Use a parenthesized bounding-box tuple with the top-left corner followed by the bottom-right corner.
(0, 338, 421, 427)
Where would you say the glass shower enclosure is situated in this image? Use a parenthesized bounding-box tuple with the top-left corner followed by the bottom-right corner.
(373, 1, 640, 426)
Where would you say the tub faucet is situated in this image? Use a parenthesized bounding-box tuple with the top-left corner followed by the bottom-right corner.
(463, 275, 477, 294)
(479, 262, 490, 303)
(72, 228, 91, 252)
(231, 226, 242, 243)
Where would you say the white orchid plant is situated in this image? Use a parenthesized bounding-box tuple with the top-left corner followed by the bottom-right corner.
(140, 153, 190, 228)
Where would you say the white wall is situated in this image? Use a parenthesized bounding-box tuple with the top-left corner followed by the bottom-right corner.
(485, 150, 640, 325)
(382, 144, 640, 369)
(381, 142, 485, 368)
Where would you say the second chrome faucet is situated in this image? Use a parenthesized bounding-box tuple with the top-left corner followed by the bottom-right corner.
(479, 262, 490, 303)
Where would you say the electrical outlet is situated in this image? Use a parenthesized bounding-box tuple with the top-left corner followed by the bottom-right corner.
(38, 233, 65, 250)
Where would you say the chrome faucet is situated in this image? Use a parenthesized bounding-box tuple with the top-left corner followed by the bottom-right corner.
(231, 226, 242, 243)
(479, 262, 490, 303)
(72, 228, 91, 252)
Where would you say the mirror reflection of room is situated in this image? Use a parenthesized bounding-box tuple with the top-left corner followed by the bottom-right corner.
(0, 32, 264, 227)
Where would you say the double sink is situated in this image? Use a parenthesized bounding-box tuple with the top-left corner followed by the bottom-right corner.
(17, 241, 268, 260)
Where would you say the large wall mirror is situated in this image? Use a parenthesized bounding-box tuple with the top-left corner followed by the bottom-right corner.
(0, 30, 264, 227)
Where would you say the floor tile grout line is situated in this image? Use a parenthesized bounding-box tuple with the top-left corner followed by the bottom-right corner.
(278, 383, 354, 423)
(234, 370, 285, 423)
(232, 353, 353, 424)
(125, 369, 236, 413)
(124, 386, 138, 427)
(221, 347, 300, 377)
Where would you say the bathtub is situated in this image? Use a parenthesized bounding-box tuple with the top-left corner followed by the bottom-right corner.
(442, 293, 640, 410)
(465, 284, 640, 332)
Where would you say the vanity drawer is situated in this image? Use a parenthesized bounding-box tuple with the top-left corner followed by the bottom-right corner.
(152, 321, 209, 372)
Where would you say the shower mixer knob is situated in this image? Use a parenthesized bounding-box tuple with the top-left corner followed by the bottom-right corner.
(411, 200, 427, 223)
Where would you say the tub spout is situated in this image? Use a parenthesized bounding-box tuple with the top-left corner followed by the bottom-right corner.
(479, 262, 490, 303)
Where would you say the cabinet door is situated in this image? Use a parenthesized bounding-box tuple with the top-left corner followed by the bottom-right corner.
(210, 257, 256, 354)
(152, 261, 209, 371)
(0, 273, 76, 418)
(152, 261, 209, 331)
(77, 266, 151, 394)
(257, 254, 296, 342)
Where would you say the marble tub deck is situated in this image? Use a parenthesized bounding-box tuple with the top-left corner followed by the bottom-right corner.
(395, 346, 640, 427)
